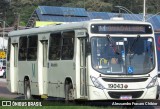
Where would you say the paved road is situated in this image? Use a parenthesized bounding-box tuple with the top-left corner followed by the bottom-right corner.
(0, 78, 6, 83)
(0, 78, 22, 99)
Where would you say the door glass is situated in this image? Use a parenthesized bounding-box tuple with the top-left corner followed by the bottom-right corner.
(42, 41, 48, 67)
(13, 44, 18, 67)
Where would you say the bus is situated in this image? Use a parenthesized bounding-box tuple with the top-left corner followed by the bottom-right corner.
(7, 18, 159, 100)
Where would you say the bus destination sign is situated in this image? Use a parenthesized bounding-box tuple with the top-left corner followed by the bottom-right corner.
(91, 24, 152, 34)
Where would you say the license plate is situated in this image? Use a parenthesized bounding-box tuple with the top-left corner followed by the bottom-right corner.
(120, 95, 132, 100)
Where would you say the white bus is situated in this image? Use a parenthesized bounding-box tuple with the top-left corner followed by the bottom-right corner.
(7, 18, 159, 100)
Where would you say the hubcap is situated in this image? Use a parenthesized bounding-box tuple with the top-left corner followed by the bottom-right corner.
(26, 86, 31, 99)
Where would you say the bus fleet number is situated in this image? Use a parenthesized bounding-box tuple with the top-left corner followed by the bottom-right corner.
(108, 84, 123, 89)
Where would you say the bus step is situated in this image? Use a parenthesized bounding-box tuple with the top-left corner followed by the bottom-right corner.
(41, 94, 48, 99)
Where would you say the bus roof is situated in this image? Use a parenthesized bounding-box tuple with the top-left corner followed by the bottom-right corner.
(8, 19, 152, 37)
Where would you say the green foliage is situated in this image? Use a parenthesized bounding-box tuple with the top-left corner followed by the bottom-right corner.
(1, 0, 160, 27)
(63, 0, 112, 12)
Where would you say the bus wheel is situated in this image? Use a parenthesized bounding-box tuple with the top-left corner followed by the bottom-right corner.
(24, 81, 32, 99)
(65, 83, 74, 102)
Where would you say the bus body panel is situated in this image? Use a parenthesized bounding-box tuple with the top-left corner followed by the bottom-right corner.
(18, 61, 38, 94)
(48, 60, 75, 98)
(18, 61, 39, 94)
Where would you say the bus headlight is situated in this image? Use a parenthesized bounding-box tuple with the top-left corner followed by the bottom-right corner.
(147, 76, 157, 88)
(90, 75, 105, 90)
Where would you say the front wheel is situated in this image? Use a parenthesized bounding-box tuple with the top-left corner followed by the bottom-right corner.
(65, 83, 74, 102)
(24, 81, 32, 99)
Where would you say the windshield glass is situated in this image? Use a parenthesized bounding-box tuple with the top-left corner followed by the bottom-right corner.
(91, 36, 155, 75)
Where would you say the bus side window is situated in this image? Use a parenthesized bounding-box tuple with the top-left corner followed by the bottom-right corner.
(61, 31, 75, 60)
(27, 35, 38, 61)
(19, 36, 27, 61)
(49, 33, 61, 60)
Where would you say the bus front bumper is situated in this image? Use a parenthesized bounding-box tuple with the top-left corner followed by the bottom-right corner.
(88, 85, 158, 100)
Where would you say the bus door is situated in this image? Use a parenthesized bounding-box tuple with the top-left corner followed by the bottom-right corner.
(76, 30, 88, 98)
(10, 43, 18, 93)
(80, 38, 87, 98)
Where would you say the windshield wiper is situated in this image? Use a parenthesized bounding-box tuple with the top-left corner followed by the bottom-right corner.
(106, 35, 120, 55)
(128, 35, 141, 66)
(128, 35, 140, 54)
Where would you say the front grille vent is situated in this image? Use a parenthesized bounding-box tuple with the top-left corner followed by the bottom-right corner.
(108, 91, 144, 98)
(102, 78, 148, 82)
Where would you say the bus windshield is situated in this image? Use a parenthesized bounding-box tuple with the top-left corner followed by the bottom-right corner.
(91, 36, 155, 75)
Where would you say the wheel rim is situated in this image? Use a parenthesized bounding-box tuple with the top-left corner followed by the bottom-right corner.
(25, 81, 31, 100)
(26, 86, 31, 99)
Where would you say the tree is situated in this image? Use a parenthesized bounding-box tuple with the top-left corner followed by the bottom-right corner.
(147, 0, 160, 14)
(63, 0, 112, 12)
(107, 0, 143, 14)
(9, 0, 39, 26)
(0, 0, 10, 20)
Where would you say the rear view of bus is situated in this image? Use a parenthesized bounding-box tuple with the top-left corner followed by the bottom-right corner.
(88, 19, 158, 100)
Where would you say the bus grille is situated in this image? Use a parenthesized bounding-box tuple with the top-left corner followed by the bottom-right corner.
(102, 78, 148, 82)
(108, 91, 144, 99)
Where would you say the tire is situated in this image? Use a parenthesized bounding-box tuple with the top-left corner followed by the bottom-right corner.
(24, 81, 32, 100)
(65, 83, 74, 103)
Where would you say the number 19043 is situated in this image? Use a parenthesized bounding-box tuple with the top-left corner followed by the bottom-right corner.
(108, 84, 124, 89)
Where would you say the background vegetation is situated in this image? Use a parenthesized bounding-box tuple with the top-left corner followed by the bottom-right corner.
(1, 0, 160, 27)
